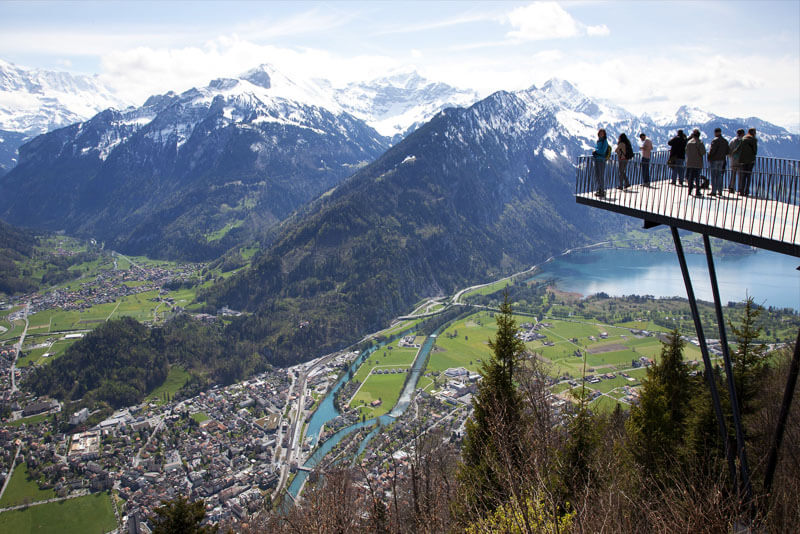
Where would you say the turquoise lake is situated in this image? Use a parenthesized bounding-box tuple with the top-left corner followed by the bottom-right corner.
(529, 248, 799, 311)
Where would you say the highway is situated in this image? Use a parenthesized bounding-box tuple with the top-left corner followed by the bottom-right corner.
(9, 302, 30, 393)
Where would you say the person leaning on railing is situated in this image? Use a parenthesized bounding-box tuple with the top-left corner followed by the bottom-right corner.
(733, 128, 758, 197)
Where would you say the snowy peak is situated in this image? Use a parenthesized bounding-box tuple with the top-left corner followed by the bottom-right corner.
(0, 58, 130, 134)
(334, 70, 480, 138)
(657, 105, 718, 127)
(240, 64, 271, 89)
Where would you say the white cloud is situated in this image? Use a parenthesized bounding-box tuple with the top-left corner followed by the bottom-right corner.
(98, 36, 398, 105)
(506, 2, 610, 41)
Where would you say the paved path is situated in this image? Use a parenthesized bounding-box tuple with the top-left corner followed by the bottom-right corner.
(0, 490, 90, 513)
(10, 303, 30, 393)
(0, 444, 21, 504)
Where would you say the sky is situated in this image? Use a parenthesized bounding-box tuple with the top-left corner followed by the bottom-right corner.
(1, 0, 799, 131)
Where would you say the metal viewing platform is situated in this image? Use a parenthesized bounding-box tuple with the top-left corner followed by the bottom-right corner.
(575, 149, 800, 521)
(576, 151, 799, 257)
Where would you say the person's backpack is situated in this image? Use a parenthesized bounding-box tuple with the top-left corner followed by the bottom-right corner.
(605, 144, 612, 160)
(625, 142, 634, 160)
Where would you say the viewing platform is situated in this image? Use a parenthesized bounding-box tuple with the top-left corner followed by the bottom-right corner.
(575, 151, 800, 257)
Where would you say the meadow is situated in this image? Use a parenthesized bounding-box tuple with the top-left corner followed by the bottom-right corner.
(0, 492, 116, 534)
(0, 463, 56, 508)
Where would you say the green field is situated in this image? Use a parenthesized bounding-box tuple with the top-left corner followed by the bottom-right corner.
(0, 319, 25, 341)
(349, 372, 407, 418)
(17, 338, 78, 367)
(191, 411, 209, 424)
(0, 463, 56, 508)
(419, 310, 710, 413)
(4, 413, 53, 428)
(354, 343, 417, 383)
(0, 492, 116, 533)
(206, 220, 244, 242)
(146, 366, 191, 405)
(25, 290, 167, 333)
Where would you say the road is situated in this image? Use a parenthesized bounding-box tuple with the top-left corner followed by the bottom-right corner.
(133, 414, 166, 467)
(112, 250, 144, 271)
(0, 489, 90, 513)
(0, 444, 21, 503)
(273, 350, 344, 498)
(9, 302, 30, 393)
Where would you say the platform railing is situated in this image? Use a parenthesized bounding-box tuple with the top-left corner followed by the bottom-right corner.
(576, 151, 800, 249)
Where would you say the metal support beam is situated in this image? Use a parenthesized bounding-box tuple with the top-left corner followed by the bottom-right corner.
(703, 234, 753, 509)
(764, 327, 800, 495)
(671, 227, 737, 487)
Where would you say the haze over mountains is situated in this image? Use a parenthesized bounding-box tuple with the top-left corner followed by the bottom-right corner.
(2, 59, 799, 363)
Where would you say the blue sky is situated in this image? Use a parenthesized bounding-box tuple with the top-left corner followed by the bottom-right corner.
(1, 1, 798, 130)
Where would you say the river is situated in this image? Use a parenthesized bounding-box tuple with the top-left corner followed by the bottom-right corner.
(528, 248, 799, 310)
(287, 328, 440, 498)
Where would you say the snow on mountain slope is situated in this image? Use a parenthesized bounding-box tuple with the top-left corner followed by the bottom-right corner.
(333, 68, 480, 139)
(0, 59, 130, 134)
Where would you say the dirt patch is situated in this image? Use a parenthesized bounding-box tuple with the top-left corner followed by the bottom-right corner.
(546, 286, 583, 302)
(587, 343, 628, 354)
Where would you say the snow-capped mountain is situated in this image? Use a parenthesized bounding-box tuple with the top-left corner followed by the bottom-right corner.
(0, 59, 129, 134)
(0, 64, 389, 259)
(514, 81, 798, 160)
(332, 69, 480, 140)
(0, 59, 131, 174)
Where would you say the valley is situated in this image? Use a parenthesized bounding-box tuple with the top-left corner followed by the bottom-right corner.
(3, 232, 796, 531)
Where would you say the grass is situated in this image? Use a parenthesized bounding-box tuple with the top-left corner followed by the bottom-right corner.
(16, 338, 77, 367)
(350, 372, 407, 418)
(461, 279, 514, 300)
(0, 492, 117, 534)
(0, 463, 56, 508)
(146, 366, 191, 405)
(191, 412, 210, 424)
(0, 319, 25, 341)
(4, 413, 52, 428)
(206, 220, 244, 242)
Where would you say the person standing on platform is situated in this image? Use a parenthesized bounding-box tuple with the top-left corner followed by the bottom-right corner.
(668, 129, 687, 185)
(734, 128, 758, 196)
(615, 133, 633, 189)
(685, 129, 706, 196)
(728, 128, 745, 193)
(639, 133, 653, 186)
(591, 128, 609, 197)
(707, 128, 729, 197)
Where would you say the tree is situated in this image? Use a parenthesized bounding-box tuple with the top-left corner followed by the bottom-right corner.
(151, 496, 218, 534)
(457, 293, 525, 517)
(729, 297, 768, 417)
(626, 329, 691, 473)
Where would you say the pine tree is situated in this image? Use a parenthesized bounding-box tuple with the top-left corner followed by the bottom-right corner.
(626, 329, 691, 473)
(729, 297, 768, 416)
(151, 496, 218, 534)
(457, 293, 525, 516)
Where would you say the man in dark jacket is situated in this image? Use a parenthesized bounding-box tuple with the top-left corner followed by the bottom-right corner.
(668, 130, 687, 185)
(733, 128, 757, 196)
(728, 128, 745, 192)
(708, 128, 729, 197)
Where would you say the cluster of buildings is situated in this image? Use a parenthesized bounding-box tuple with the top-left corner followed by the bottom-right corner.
(4, 257, 201, 319)
(0, 366, 292, 531)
